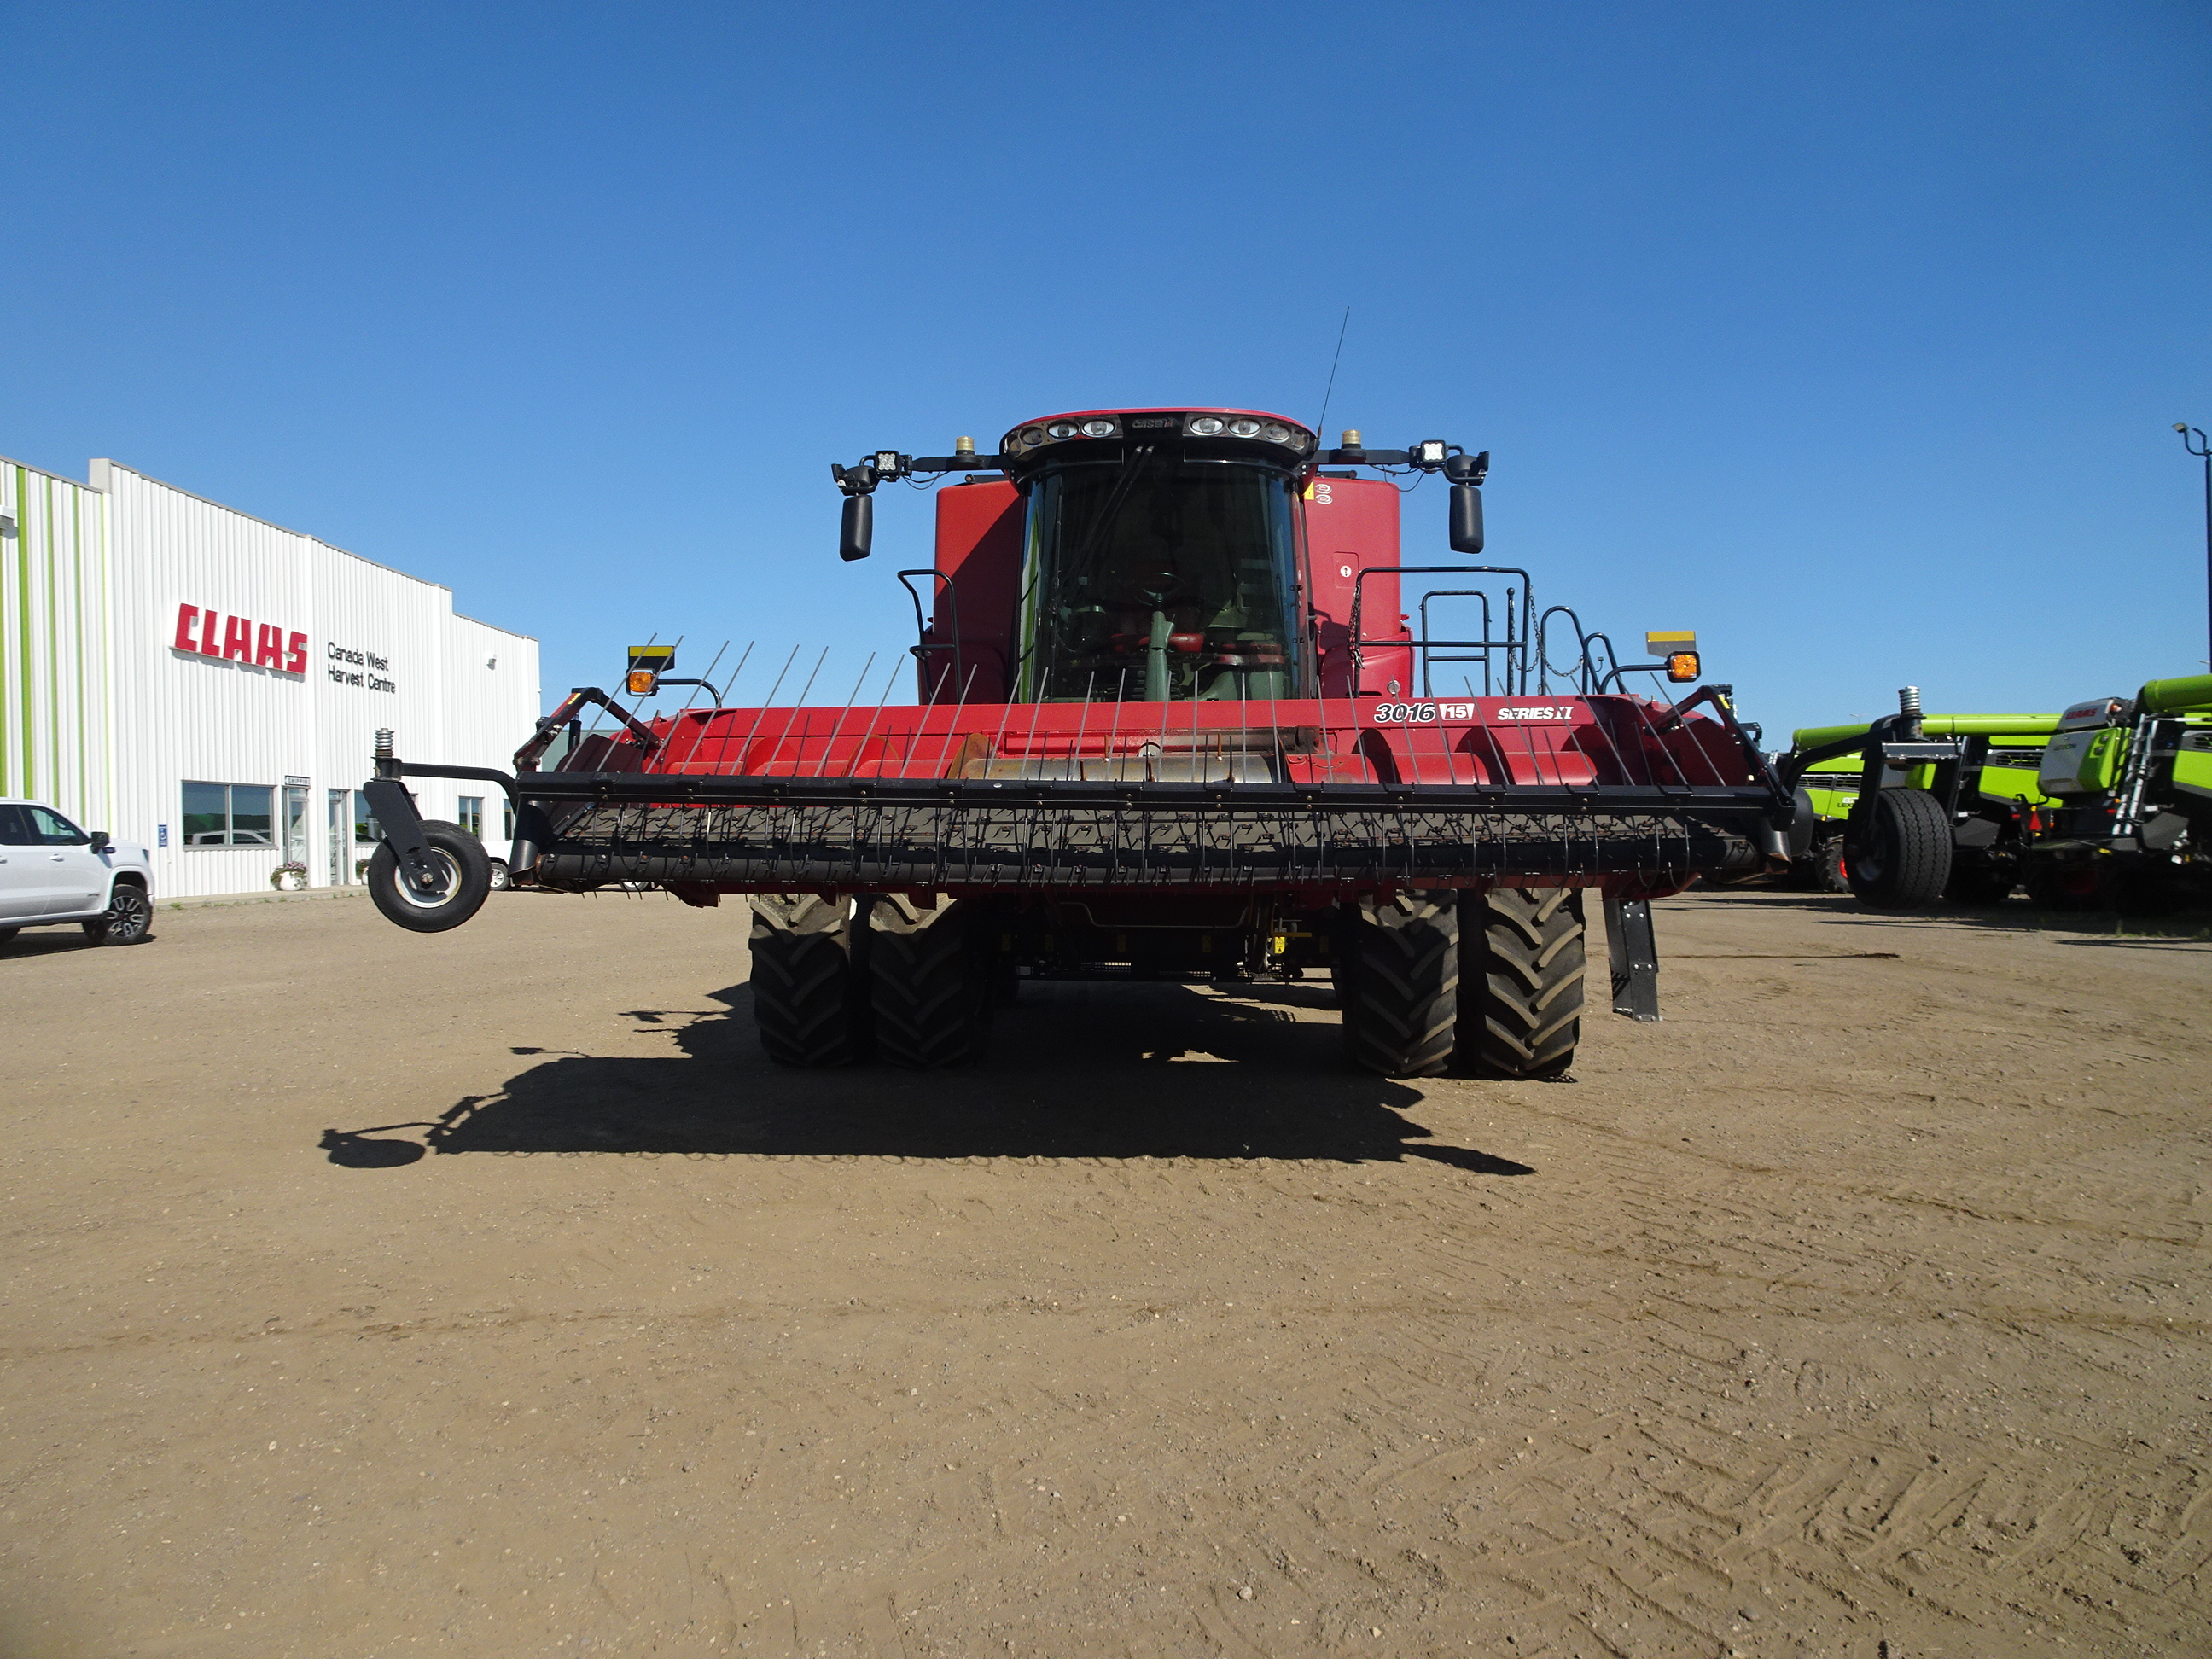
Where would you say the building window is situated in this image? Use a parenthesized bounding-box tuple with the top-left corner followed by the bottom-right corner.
(457, 796, 484, 838)
(352, 791, 384, 844)
(502, 800, 515, 841)
(182, 782, 276, 847)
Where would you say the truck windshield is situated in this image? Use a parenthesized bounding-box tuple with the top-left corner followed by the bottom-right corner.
(1016, 456, 1302, 701)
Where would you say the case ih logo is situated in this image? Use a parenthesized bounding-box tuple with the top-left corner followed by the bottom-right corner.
(173, 603, 308, 675)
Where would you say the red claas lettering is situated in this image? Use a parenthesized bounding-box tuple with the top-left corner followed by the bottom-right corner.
(174, 603, 201, 651)
(224, 615, 253, 662)
(255, 623, 285, 669)
(285, 632, 307, 674)
(201, 608, 223, 655)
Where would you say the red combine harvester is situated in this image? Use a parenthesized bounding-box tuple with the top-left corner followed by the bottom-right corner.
(360, 408, 1801, 1078)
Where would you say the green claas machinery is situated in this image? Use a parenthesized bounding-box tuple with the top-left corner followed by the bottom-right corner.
(1778, 690, 2059, 906)
(2019, 673, 2212, 913)
(1777, 673, 2212, 913)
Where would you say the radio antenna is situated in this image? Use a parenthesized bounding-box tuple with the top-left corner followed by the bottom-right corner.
(1314, 306, 1351, 443)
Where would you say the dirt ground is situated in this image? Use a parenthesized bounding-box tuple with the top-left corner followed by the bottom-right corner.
(2, 883, 2208, 1659)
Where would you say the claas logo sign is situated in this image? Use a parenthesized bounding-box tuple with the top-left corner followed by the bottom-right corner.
(174, 603, 307, 675)
(626, 645, 676, 698)
(1646, 630, 1701, 683)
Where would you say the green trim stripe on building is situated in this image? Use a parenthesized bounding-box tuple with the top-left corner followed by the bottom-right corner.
(47, 473, 61, 802)
(15, 464, 31, 798)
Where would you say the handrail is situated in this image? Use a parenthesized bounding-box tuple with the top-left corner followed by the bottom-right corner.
(1349, 564, 1534, 697)
(1417, 590, 1494, 697)
(1534, 605, 1601, 694)
(897, 568, 964, 696)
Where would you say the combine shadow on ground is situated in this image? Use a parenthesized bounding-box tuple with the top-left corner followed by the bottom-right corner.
(321, 980, 1535, 1174)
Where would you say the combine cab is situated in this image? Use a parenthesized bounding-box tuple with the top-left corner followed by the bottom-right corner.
(361, 408, 1799, 1077)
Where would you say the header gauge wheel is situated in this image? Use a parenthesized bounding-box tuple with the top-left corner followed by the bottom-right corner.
(367, 821, 492, 933)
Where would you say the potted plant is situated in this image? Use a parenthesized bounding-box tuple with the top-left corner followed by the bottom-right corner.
(355, 859, 370, 881)
(271, 861, 309, 892)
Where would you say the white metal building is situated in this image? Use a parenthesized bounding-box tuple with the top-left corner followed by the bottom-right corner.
(1, 453, 539, 898)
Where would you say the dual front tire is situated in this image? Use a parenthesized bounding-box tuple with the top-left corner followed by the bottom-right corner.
(1338, 888, 1586, 1081)
(748, 894, 991, 1069)
(749, 886, 1590, 1080)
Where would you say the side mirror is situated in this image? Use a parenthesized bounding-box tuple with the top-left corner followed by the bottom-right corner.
(89, 830, 111, 853)
(1449, 481, 1484, 555)
(839, 494, 873, 562)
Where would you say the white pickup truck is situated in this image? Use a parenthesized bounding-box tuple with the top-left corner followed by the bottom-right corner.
(0, 799, 154, 947)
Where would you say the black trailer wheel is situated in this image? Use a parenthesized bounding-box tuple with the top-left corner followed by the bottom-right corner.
(1459, 887, 1586, 1080)
(367, 821, 492, 933)
(748, 894, 867, 1067)
(1844, 789, 1952, 909)
(1338, 893, 1460, 1078)
(868, 895, 991, 1068)
(82, 883, 153, 945)
(1943, 854, 2016, 906)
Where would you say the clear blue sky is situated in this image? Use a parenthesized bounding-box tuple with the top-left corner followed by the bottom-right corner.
(5, 2, 2207, 742)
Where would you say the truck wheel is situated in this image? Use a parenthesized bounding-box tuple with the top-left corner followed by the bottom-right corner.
(1844, 789, 1952, 909)
(1338, 893, 1459, 1078)
(869, 896, 991, 1068)
(367, 821, 492, 933)
(82, 883, 153, 945)
(748, 894, 866, 1067)
(1459, 887, 1585, 1080)
(1942, 854, 2016, 906)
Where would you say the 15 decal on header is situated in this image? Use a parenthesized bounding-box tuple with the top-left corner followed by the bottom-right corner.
(173, 603, 307, 675)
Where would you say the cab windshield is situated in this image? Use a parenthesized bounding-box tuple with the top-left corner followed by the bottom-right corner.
(1016, 456, 1302, 701)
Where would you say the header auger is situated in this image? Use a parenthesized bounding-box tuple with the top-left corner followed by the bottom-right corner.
(361, 405, 1802, 1080)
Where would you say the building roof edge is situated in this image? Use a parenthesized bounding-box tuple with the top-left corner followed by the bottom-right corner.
(0, 452, 107, 492)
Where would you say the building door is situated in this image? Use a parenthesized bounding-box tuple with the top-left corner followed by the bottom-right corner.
(327, 789, 349, 885)
(283, 779, 309, 874)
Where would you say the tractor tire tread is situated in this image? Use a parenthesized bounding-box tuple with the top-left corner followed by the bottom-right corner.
(748, 894, 864, 1068)
(869, 897, 990, 1069)
(1462, 888, 1585, 1080)
(1339, 894, 1460, 1078)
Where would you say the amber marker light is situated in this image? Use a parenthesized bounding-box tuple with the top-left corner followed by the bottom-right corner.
(1665, 652, 1701, 682)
